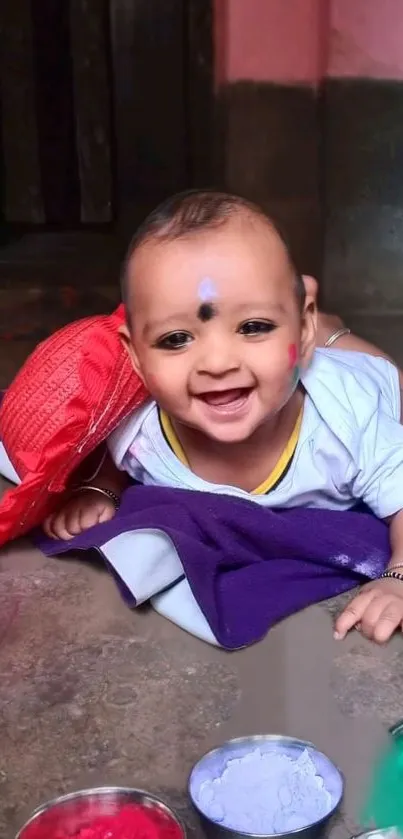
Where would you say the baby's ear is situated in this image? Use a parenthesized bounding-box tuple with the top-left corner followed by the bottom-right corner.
(118, 324, 144, 381)
(300, 286, 318, 368)
(302, 275, 318, 308)
(118, 322, 130, 346)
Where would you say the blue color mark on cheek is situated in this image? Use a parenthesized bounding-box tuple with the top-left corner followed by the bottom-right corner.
(198, 277, 218, 302)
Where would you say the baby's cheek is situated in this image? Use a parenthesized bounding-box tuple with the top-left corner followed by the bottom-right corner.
(139, 367, 162, 398)
(144, 371, 158, 390)
(144, 365, 179, 404)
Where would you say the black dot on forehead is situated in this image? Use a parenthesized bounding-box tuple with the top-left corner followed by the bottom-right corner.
(197, 301, 216, 322)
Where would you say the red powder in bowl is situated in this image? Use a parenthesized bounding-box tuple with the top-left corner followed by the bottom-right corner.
(21, 803, 184, 839)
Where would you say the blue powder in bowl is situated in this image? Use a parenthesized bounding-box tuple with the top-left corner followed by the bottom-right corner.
(190, 743, 343, 835)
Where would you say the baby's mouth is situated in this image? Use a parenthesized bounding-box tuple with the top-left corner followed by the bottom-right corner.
(197, 387, 253, 408)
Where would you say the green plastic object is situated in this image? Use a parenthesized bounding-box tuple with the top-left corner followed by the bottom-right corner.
(361, 721, 403, 833)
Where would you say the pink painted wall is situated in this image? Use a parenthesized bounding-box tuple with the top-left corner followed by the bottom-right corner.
(328, 0, 403, 80)
(214, 0, 325, 85)
(215, 0, 403, 84)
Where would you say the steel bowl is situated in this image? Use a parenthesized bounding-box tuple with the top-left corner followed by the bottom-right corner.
(188, 735, 344, 839)
(15, 785, 186, 839)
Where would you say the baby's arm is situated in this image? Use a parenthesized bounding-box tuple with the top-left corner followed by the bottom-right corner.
(329, 391, 403, 643)
(43, 450, 129, 541)
(316, 311, 403, 405)
(305, 274, 403, 390)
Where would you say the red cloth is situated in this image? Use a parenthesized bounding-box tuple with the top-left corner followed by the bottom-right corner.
(0, 304, 148, 546)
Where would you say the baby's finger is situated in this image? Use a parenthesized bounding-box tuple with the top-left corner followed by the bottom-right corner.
(98, 504, 116, 524)
(79, 504, 103, 531)
(334, 590, 375, 640)
(359, 595, 393, 640)
(373, 601, 403, 643)
(43, 514, 70, 541)
(43, 515, 56, 538)
(52, 516, 75, 541)
(64, 508, 84, 537)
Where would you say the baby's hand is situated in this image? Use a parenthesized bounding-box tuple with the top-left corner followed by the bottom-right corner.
(43, 490, 116, 541)
(334, 578, 403, 643)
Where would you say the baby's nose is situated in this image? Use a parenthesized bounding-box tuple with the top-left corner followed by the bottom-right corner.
(197, 337, 241, 377)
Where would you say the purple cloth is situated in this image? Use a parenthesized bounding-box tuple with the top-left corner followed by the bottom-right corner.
(34, 485, 390, 649)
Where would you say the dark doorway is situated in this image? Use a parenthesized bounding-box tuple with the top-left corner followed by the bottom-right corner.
(0, 0, 214, 229)
(111, 0, 215, 231)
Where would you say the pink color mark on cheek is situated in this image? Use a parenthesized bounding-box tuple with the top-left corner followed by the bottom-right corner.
(288, 343, 298, 370)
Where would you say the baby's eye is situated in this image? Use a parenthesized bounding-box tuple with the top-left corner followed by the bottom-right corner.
(239, 319, 277, 336)
(155, 331, 193, 350)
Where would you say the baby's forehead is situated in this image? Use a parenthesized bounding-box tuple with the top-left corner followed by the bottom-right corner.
(125, 217, 295, 322)
(130, 216, 289, 277)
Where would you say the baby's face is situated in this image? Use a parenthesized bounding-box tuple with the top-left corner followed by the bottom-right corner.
(124, 216, 316, 445)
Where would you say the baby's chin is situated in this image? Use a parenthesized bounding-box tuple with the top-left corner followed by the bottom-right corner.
(186, 417, 267, 447)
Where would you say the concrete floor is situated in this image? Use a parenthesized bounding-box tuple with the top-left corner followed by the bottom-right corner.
(1, 321, 403, 839)
(2, 513, 403, 839)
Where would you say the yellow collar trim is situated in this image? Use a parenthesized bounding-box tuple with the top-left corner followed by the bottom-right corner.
(159, 407, 303, 495)
(160, 410, 189, 466)
(252, 408, 302, 494)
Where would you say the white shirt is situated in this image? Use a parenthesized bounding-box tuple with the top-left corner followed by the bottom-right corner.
(108, 349, 403, 519)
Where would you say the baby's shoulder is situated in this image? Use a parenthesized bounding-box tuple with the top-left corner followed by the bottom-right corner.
(302, 350, 400, 443)
(310, 349, 400, 419)
(107, 398, 157, 467)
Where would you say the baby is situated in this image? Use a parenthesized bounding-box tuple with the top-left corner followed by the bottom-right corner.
(45, 190, 403, 644)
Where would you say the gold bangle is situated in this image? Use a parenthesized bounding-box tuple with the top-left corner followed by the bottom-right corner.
(73, 485, 120, 510)
(325, 327, 351, 348)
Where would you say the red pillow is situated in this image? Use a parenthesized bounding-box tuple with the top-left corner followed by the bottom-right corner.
(0, 304, 148, 546)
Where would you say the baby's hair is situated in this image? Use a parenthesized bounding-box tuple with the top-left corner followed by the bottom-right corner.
(121, 189, 305, 317)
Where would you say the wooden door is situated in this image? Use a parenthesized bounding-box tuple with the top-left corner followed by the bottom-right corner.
(0, 0, 213, 227)
(110, 0, 214, 228)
